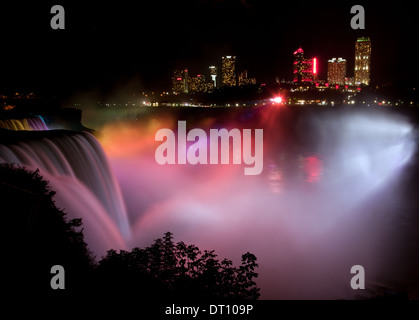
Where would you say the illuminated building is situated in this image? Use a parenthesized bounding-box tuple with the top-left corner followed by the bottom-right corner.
(205, 81, 214, 92)
(188, 74, 207, 93)
(221, 56, 237, 87)
(293, 47, 315, 84)
(172, 69, 184, 94)
(209, 66, 217, 88)
(345, 77, 355, 86)
(238, 70, 255, 86)
(184, 69, 189, 93)
(172, 69, 189, 94)
(354, 37, 371, 85)
(327, 58, 346, 85)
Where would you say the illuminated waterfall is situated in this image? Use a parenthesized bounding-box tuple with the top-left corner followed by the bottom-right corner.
(0, 130, 130, 255)
(0, 116, 49, 131)
(26, 116, 49, 131)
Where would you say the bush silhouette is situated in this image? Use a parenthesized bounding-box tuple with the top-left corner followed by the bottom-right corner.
(96, 232, 260, 300)
(0, 164, 260, 300)
(0, 163, 95, 295)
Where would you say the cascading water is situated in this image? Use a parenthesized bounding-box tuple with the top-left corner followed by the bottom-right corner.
(0, 119, 32, 131)
(0, 116, 49, 131)
(0, 129, 130, 256)
(26, 116, 49, 131)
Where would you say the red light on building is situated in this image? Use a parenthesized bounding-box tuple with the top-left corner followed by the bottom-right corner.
(357, 87, 361, 91)
(325, 83, 329, 87)
(313, 58, 317, 74)
(294, 47, 304, 55)
(335, 84, 339, 89)
(176, 77, 182, 81)
(315, 82, 319, 87)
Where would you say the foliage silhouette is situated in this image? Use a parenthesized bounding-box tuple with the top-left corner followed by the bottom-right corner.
(96, 232, 260, 300)
(0, 163, 95, 296)
(1, 164, 260, 300)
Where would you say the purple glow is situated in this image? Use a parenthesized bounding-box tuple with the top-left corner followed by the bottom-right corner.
(1, 108, 415, 299)
(94, 107, 414, 299)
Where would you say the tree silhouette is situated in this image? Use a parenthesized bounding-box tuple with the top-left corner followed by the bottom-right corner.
(96, 232, 260, 300)
(1, 164, 260, 300)
(0, 163, 95, 296)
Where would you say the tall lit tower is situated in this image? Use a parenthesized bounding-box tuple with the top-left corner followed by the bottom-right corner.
(293, 47, 305, 83)
(293, 47, 315, 84)
(171, 69, 189, 94)
(327, 58, 346, 85)
(172, 69, 184, 94)
(221, 56, 236, 87)
(354, 37, 371, 86)
(209, 66, 217, 88)
(184, 68, 189, 93)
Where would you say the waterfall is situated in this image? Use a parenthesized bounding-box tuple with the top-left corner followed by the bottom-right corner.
(0, 129, 130, 256)
(26, 116, 49, 130)
(0, 116, 49, 131)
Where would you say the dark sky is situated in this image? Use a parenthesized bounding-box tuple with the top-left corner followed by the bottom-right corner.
(0, 0, 417, 97)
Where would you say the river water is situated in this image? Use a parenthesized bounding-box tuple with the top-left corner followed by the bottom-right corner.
(85, 105, 418, 299)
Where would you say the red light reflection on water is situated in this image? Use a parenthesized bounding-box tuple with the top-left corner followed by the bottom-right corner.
(304, 155, 323, 183)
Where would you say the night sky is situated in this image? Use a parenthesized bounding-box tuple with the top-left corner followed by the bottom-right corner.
(0, 0, 417, 97)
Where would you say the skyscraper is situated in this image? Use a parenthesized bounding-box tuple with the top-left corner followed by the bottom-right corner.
(327, 58, 346, 85)
(209, 66, 217, 88)
(172, 69, 184, 94)
(184, 69, 189, 93)
(172, 69, 189, 94)
(238, 70, 256, 86)
(293, 47, 315, 84)
(188, 74, 207, 93)
(221, 56, 236, 87)
(354, 37, 371, 86)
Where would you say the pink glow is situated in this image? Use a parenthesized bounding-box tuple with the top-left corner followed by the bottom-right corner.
(304, 155, 322, 183)
(3, 108, 414, 300)
(294, 47, 304, 55)
(86, 109, 415, 298)
(270, 96, 283, 104)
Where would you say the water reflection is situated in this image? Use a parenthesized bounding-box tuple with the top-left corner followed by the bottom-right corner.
(267, 154, 323, 194)
(267, 161, 284, 194)
(304, 155, 323, 183)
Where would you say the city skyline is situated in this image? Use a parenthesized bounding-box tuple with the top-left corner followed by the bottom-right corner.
(169, 36, 367, 95)
(0, 1, 417, 97)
